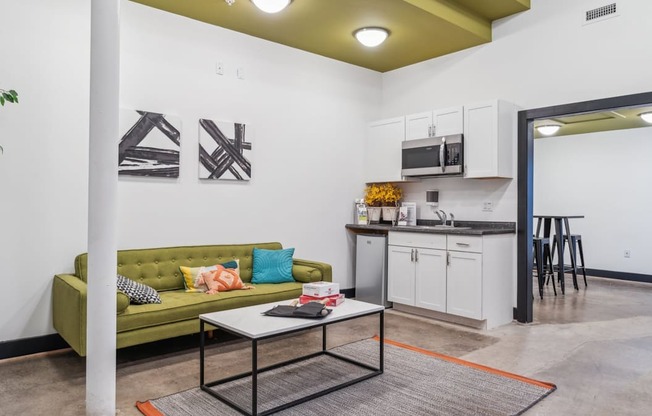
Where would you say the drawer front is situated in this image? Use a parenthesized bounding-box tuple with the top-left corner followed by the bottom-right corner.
(388, 231, 446, 250)
(447, 235, 483, 253)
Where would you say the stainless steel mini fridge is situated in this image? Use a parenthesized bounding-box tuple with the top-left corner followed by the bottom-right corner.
(355, 234, 391, 307)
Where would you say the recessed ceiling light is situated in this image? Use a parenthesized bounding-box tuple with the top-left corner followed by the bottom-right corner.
(354, 27, 389, 48)
(251, 0, 291, 14)
(536, 125, 561, 136)
(639, 112, 652, 123)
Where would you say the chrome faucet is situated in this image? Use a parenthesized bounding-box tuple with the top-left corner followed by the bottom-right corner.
(435, 210, 447, 226)
(449, 213, 455, 227)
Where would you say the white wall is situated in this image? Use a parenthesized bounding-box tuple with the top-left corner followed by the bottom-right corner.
(0, 0, 91, 342)
(0, 0, 381, 342)
(534, 127, 652, 275)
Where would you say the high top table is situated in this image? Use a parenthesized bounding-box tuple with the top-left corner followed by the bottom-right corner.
(199, 299, 384, 416)
(534, 215, 584, 294)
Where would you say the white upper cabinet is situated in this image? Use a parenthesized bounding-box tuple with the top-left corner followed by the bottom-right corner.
(405, 111, 432, 141)
(364, 116, 405, 183)
(463, 100, 515, 179)
(405, 106, 464, 141)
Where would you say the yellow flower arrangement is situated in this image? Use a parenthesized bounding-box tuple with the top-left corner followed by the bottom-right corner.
(364, 183, 402, 207)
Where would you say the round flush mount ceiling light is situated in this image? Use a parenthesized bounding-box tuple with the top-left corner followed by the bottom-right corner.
(354, 27, 389, 48)
(251, 0, 291, 14)
(639, 112, 652, 123)
(536, 125, 561, 136)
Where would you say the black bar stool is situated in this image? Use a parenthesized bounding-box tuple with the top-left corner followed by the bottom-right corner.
(534, 237, 556, 298)
(550, 234, 587, 287)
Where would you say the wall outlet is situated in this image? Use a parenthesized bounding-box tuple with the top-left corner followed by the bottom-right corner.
(237, 67, 245, 79)
(624, 250, 631, 258)
(482, 201, 494, 212)
(216, 61, 224, 75)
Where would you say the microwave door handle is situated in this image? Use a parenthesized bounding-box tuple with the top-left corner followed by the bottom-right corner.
(440, 140, 446, 172)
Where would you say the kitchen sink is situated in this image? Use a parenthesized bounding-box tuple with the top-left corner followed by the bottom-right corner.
(417, 225, 472, 230)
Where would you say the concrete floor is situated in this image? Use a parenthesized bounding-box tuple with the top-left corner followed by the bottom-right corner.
(1, 275, 651, 415)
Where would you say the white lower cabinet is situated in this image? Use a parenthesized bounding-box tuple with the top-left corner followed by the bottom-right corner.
(388, 231, 513, 329)
(446, 250, 482, 319)
(414, 248, 447, 311)
(388, 232, 447, 311)
(387, 245, 416, 305)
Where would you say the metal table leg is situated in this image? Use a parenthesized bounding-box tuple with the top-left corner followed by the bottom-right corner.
(553, 218, 565, 294)
(563, 217, 579, 290)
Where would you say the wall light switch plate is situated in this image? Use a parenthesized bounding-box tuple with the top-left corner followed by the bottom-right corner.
(482, 201, 494, 212)
(237, 67, 245, 79)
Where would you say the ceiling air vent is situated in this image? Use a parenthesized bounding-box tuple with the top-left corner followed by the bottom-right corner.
(584, 3, 619, 24)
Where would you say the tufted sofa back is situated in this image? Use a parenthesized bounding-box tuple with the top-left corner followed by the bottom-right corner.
(74, 242, 283, 291)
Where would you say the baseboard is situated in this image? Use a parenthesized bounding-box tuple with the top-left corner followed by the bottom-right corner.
(0, 333, 68, 360)
(586, 269, 652, 284)
(341, 288, 355, 298)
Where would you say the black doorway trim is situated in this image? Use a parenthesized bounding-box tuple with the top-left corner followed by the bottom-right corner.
(516, 91, 652, 323)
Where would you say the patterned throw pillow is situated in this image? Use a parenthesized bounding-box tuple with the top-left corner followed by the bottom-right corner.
(116, 274, 161, 304)
(198, 266, 254, 294)
(252, 248, 295, 284)
(180, 260, 240, 292)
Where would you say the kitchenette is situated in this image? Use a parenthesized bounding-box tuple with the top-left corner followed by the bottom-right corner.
(348, 98, 518, 330)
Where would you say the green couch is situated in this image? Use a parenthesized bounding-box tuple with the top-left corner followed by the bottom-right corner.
(53, 242, 332, 356)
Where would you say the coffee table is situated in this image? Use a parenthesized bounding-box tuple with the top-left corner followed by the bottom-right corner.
(199, 299, 385, 416)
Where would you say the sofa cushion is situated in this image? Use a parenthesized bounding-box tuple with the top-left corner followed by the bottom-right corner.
(252, 248, 295, 284)
(180, 260, 239, 292)
(116, 282, 303, 333)
(117, 275, 161, 304)
(199, 266, 250, 293)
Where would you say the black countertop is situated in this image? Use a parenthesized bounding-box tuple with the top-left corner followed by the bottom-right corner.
(345, 220, 515, 236)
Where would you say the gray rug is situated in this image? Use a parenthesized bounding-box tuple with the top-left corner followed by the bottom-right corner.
(138, 339, 555, 416)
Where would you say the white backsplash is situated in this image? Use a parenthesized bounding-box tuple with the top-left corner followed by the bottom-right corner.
(397, 177, 517, 222)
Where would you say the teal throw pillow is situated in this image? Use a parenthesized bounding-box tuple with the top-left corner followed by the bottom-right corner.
(252, 248, 295, 284)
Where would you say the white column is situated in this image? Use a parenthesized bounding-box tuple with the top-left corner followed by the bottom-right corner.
(86, 0, 120, 415)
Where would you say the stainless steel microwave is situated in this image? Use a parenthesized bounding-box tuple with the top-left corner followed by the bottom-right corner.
(401, 134, 463, 177)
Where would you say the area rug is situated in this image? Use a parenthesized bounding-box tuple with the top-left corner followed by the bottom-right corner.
(137, 338, 555, 416)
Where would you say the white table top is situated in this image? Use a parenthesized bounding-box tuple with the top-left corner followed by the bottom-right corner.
(200, 299, 384, 339)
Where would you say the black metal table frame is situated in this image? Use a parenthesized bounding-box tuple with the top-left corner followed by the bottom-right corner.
(535, 216, 582, 294)
(199, 309, 384, 416)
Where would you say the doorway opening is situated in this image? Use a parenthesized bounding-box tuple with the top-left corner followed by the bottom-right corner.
(516, 91, 652, 323)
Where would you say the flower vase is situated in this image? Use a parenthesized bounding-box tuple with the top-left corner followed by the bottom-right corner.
(382, 206, 399, 224)
(367, 207, 382, 223)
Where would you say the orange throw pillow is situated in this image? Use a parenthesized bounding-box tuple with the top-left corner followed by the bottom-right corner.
(198, 265, 253, 294)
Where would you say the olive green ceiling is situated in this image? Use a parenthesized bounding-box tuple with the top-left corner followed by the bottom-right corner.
(130, 0, 530, 72)
(534, 105, 652, 139)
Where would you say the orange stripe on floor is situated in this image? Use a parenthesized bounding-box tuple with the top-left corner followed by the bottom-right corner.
(136, 400, 164, 416)
(372, 335, 556, 390)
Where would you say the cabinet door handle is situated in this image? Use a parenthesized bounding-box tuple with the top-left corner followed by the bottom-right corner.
(428, 125, 432, 137)
(415, 249, 419, 262)
(447, 252, 450, 266)
(456, 242, 470, 247)
(410, 248, 414, 262)
(432, 125, 436, 137)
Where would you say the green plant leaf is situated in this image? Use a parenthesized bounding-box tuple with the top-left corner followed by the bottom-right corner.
(9, 90, 17, 96)
(0, 96, 4, 106)
(2, 93, 14, 103)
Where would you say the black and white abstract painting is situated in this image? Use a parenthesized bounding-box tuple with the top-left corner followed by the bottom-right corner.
(198, 118, 252, 181)
(118, 109, 181, 178)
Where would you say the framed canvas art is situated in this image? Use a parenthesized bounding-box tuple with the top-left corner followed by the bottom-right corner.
(118, 109, 181, 178)
(198, 118, 252, 181)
